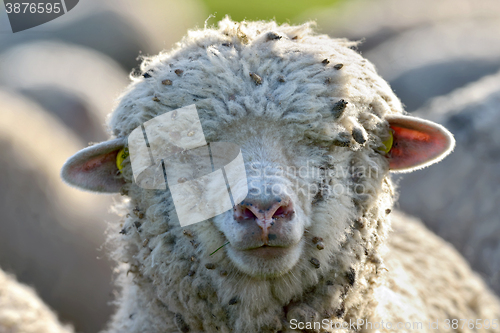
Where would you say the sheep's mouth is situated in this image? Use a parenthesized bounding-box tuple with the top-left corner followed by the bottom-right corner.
(227, 239, 304, 276)
(242, 243, 296, 259)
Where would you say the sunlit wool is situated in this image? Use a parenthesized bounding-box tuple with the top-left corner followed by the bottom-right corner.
(62, 18, 500, 333)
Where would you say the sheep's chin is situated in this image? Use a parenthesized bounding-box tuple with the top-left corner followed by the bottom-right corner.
(226, 241, 303, 277)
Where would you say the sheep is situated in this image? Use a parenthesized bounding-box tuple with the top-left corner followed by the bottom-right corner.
(0, 0, 206, 69)
(315, 0, 500, 110)
(61, 19, 500, 332)
(0, 88, 118, 333)
(396, 69, 500, 296)
(319, 0, 500, 53)
(0, 41, 129, 143)
(0, 268, 73, 333)
(364, 19, 500, 110)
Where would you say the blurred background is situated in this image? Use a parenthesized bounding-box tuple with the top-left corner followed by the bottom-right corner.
(0, 0, 499, 332)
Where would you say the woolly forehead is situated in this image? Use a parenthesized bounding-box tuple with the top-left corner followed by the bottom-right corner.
(109, 19, 401, 152)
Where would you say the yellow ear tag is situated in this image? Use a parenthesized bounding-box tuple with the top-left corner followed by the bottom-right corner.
(381, 130, 393, 154)
(116, 148, 129, 171)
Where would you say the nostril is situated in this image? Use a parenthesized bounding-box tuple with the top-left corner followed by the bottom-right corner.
(234, 206, 258, 221)
(272, 202, 294, 220)
(233, 195, 294, 226)
(274, 206, 285, 217)
(241, 207, 257, 220)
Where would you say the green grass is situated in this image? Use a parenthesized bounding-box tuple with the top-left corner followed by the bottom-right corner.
(200, 0, 341, 24)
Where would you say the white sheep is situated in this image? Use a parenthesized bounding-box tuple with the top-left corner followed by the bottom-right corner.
(0, 268, 73, 333)
(320, 0, 500, 53)
(0, 88, 117, 333)
(0, 41, 129, 142)
(397, 69, 500, 296)
(62, 19, 500, 332)
(0, 0, 206, 70)
(364, 19, 500, 110)
(317, 0, 500, 110)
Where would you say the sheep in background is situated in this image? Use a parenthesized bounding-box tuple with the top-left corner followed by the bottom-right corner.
(0, 41, 129, 143)
(0, 269, 73, 333)
(364, 20, 500, 110)
(397, 69, 500, 295)
(0, 89, 118, 333)
(317, 0, 500, 53)
(0, 0, 206, 70)
(62, 19, 500, 332)
(312, 0, 500, 111)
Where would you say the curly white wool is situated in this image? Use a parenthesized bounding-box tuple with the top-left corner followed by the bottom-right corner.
(57, 18, 500, 333)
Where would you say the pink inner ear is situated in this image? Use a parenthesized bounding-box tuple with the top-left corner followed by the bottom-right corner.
(80, 151, 117, 172)
(61, 138, 126, 193)
(65, 149, 126, 193)
(388, 116, 453, 172)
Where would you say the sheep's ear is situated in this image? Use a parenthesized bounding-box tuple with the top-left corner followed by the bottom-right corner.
(61, 138, 127, 193)
(386, 115, 455, 173)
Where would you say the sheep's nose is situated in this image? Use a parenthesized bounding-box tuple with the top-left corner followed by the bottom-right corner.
(233, 194, 294, 242)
